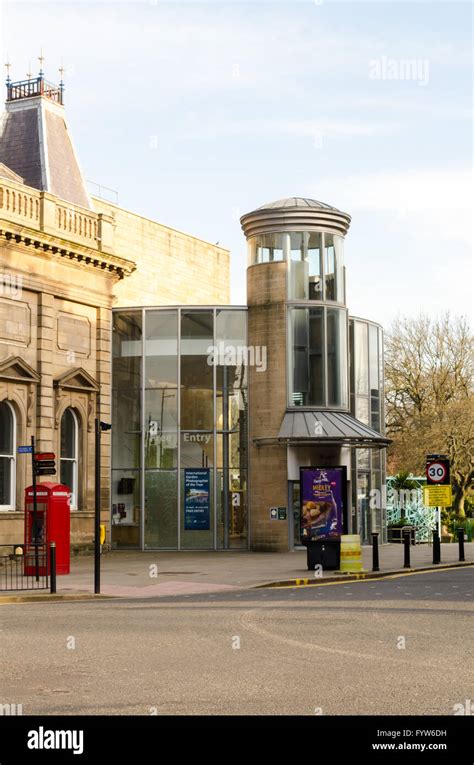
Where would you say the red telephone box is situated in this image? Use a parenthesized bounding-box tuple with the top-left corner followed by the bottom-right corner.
(24, 482, 71, 575)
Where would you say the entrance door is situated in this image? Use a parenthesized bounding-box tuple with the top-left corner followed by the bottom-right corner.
(288, 481, 302, 548)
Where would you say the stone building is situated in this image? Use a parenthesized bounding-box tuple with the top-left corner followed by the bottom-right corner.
(0, 71, 229, 548)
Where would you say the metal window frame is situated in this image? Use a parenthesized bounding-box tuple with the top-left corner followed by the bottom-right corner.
(113, 305, 248, 552)
(287, 304, 349, 411)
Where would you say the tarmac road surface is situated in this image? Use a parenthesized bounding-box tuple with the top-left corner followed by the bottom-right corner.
(1, 567, 472, 716)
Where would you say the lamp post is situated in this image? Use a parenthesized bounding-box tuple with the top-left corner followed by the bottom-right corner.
(95, 418, 111, 594)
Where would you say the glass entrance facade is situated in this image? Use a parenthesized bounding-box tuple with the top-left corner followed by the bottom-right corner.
(112, 307, 248, 550)
(349, 317, 386, 543)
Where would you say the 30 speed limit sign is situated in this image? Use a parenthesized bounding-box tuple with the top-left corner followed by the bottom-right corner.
(426, 455, 450, 485)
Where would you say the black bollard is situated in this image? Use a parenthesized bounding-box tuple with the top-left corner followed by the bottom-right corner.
(50, 542, 57, 594)
(403, 531, 411, 568)
(458, 529, 465, 562)
(372, 532, 380, 572)
(432, 530, 441, 564)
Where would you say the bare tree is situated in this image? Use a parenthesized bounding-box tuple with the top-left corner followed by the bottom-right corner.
(385, 314, 473, 516)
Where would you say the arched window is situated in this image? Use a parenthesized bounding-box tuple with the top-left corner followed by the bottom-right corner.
(0, 401, 16, 510)
(60, 408, 78, 510)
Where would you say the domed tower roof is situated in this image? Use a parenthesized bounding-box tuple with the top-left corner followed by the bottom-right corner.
(240, 196, 351, 238)
(256, 197, 340, 211)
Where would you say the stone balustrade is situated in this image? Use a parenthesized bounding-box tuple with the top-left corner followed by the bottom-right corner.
(0, 177, 114, 254)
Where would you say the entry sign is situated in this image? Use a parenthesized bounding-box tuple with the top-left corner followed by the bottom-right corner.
(426, 456, 450, 485)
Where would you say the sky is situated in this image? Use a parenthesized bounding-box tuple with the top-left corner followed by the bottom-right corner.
(0, 0, 472, 328)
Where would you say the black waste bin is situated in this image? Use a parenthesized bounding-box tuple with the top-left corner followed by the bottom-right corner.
(306, 539, 340, 571)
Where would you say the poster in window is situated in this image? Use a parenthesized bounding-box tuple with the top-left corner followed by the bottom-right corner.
(184, 468, 210, 530)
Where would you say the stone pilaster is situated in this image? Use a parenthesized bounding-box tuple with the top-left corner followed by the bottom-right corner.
(36, 292, 55, 454)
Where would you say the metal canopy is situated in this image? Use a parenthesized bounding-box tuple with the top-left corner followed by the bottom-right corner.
(258, 410, 391, 448)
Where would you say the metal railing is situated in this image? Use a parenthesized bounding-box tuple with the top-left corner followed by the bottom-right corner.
(0, 544, 49, 592)
(6, 77, 63, 104)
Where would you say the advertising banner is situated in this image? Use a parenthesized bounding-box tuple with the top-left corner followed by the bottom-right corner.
(300, 467, 346, 542)
(184, 468, 210, 530)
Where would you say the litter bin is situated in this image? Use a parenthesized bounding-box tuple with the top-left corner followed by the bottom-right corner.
(306, 539, 340, 571)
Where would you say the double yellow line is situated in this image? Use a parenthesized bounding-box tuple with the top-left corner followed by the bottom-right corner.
(269, 563, 473, 590)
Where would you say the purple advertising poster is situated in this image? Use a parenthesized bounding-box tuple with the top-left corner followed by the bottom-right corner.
(300, 467, 345, 542)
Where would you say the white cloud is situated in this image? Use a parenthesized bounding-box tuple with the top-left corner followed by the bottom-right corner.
(185, 116, 394, 140)
(315, 168, 473, 323)
(312, 169, 473, 245)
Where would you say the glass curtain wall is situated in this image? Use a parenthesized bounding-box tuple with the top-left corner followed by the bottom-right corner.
(144, 310, 179, 548)
(112, 311, 142, 548)
(288, 306, 349, 408)
(215, 309, 248, 549)
(248, 233, 285, 264)
(112, 308, 248, 550)
(180, 310, 214, 550)
(249, 231, 344, 304)
(258, 228, 349, 409)
(349, 318, 386, 543)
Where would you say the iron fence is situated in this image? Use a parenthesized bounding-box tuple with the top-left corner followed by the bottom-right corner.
(0, 544, 49, 591)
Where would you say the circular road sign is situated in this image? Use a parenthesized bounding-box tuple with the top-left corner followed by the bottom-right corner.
(426, 462, 448, 483)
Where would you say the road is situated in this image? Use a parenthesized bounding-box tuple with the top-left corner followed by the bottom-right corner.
(1, 567, 472, 715)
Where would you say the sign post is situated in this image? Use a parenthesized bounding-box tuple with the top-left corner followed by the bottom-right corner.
(31, 435, 39, 581)
(95, 419, 112, 594)
(425, 454, 451, 542)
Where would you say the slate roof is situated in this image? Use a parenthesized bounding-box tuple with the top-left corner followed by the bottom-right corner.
(0, 97, 92, 209)
(0, 108, 42, 189)
(44, 108, 90, 208)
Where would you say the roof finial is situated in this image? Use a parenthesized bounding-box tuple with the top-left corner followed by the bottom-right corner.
(58, 63, 65, 105)
(38, 49, 45, 78)
(5, 57, 11, 85)
(27, 63, 33, 81)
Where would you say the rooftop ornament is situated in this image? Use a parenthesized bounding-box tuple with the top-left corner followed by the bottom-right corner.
(5, 52, 65, 105)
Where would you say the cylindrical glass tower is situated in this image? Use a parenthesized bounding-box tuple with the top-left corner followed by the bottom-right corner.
(241, 197, 387, 552)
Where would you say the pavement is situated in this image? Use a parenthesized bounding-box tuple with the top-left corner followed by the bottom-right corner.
(0, 567, 472, 715)
(1, 542, 471, 601)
